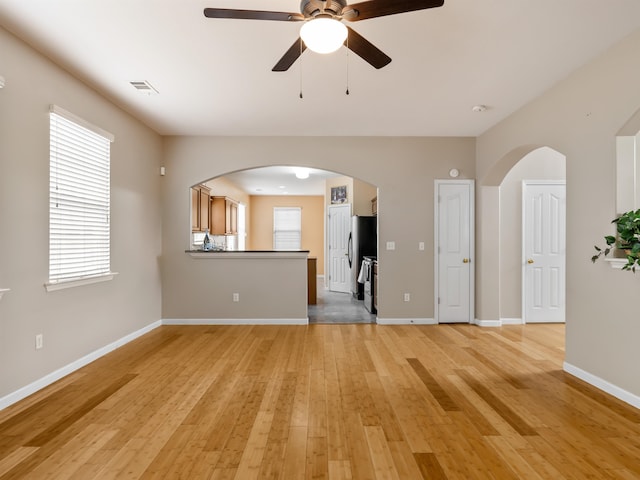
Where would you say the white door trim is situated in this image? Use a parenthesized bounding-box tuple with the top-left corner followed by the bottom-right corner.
(521, 180, 566, 324)
(434, 179, 475, 324)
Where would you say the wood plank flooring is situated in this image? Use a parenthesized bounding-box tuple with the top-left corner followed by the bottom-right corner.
(0, 324, 639, 479)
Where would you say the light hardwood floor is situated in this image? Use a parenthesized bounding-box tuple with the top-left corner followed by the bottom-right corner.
(0, 324, 639, 479)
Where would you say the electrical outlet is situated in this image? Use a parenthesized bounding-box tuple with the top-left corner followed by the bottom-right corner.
(404, 293, 410, 302)
(233, 293, 240, 302)
(418, 242, 425, 251)
(35, 334, 43, 350)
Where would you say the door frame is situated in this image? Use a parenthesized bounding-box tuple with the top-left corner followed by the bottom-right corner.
(521, 180, 566, 324)
(434, 179, 475, 324)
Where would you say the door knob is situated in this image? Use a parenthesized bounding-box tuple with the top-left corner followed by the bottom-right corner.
(527, 259, 534, 264)
(463, 258, 470, 263)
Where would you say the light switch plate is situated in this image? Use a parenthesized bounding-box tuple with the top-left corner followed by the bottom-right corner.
(386, 241, 396, 250)
(419, 242, 425, 251)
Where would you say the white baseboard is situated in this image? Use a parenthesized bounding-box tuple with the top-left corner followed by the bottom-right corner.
(472, 318, 523, 327)
(501, 317, 524, 325)
(0, 320, 162, 411)
(162, 318, 309, 326)
(563, 362, 640, 410)
(474, 319, 502, 327)
(376, 318, 437, 325)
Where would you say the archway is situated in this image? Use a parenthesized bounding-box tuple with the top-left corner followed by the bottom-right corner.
(190, 165, 379, 323)
(477, 145, 566, 325)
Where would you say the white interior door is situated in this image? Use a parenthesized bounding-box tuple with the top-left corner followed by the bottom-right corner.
(523, 182, 566, 323)
(328, 204, 351, 293)
(435, 180, 474, 323)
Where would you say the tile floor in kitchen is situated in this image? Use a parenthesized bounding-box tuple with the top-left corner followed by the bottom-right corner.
(308, 285, 376, 324)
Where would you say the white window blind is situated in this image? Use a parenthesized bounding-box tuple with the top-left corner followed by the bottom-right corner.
(273, 207, 301, 250)
(49, 106, 114, 284)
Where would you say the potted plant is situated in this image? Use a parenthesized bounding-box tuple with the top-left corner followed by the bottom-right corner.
(592, 209, 640, 272)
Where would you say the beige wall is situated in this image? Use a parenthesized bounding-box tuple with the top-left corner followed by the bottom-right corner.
(0, 27, 163, 400)
(161, 136, 476, 320)
(500, 147, 566, 319)
(477, 29, 640, 398)
(353, 179, 378, 216)
(249, 195, 325, 274)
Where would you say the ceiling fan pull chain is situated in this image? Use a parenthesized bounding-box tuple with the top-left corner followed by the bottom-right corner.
(345, 34, 350, 95)
(299, 39, 304, 99)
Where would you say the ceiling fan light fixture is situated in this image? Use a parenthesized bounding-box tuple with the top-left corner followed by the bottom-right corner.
(300, 18, 347, 54)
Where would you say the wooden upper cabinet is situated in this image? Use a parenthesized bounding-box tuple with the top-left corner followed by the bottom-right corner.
(228, 200, 238, 234)
(199, 189, 210, 232)
(211, 196, 239, 235)
(191, 188, 200, 231)
(191, 185, 211, 232)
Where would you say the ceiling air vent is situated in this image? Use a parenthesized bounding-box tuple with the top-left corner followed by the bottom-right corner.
(130, 80, 158, 95)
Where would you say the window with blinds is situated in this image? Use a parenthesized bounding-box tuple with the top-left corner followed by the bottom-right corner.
(273, 207, 301, 250)
(48, 106, 114, 285)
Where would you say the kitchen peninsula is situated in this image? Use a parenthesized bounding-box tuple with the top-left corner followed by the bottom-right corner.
(167, 249, 311, 325)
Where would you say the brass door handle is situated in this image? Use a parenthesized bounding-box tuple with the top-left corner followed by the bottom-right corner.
(463, 258, 470, 264)
(527, 259, 534, 264)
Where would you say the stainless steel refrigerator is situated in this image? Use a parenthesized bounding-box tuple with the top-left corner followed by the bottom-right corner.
(348, 215, 377, 299)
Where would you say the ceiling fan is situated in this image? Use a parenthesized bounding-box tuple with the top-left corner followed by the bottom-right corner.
(204, 0, 444, 72)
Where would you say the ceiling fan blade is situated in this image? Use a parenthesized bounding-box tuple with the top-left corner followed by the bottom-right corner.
(345, 27, 391, 69)
(344, 0, 443, 21)
(204, 8, 304, 22)
(272, 38, 307, 72)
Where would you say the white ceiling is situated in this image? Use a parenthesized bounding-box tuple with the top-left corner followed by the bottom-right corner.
(1, 1, 640, 137)
(223, 166, 340, 195)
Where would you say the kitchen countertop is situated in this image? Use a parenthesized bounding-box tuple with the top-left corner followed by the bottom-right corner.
(186, 250, 310, 253)
(185, 250, 310, 259)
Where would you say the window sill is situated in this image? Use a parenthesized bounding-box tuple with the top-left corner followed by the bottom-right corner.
(44, 272, 118, 292)
(605, 258, 629, 270)
(0, 288, 9, 301)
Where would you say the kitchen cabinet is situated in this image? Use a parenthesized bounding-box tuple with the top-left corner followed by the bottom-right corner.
(307, 257, 317, 305)
(191, 185, 211, 232)
(211, 196, 239, 235)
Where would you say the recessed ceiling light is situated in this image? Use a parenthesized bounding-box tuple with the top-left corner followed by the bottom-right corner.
(295, 168, 310, 179)
(279, 185, 286, 189)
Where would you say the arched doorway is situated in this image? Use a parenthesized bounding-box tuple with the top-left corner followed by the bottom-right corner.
(190, 165, 379, 324)
(477, 145, 566, 325)
(500, 147, 566, 323)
